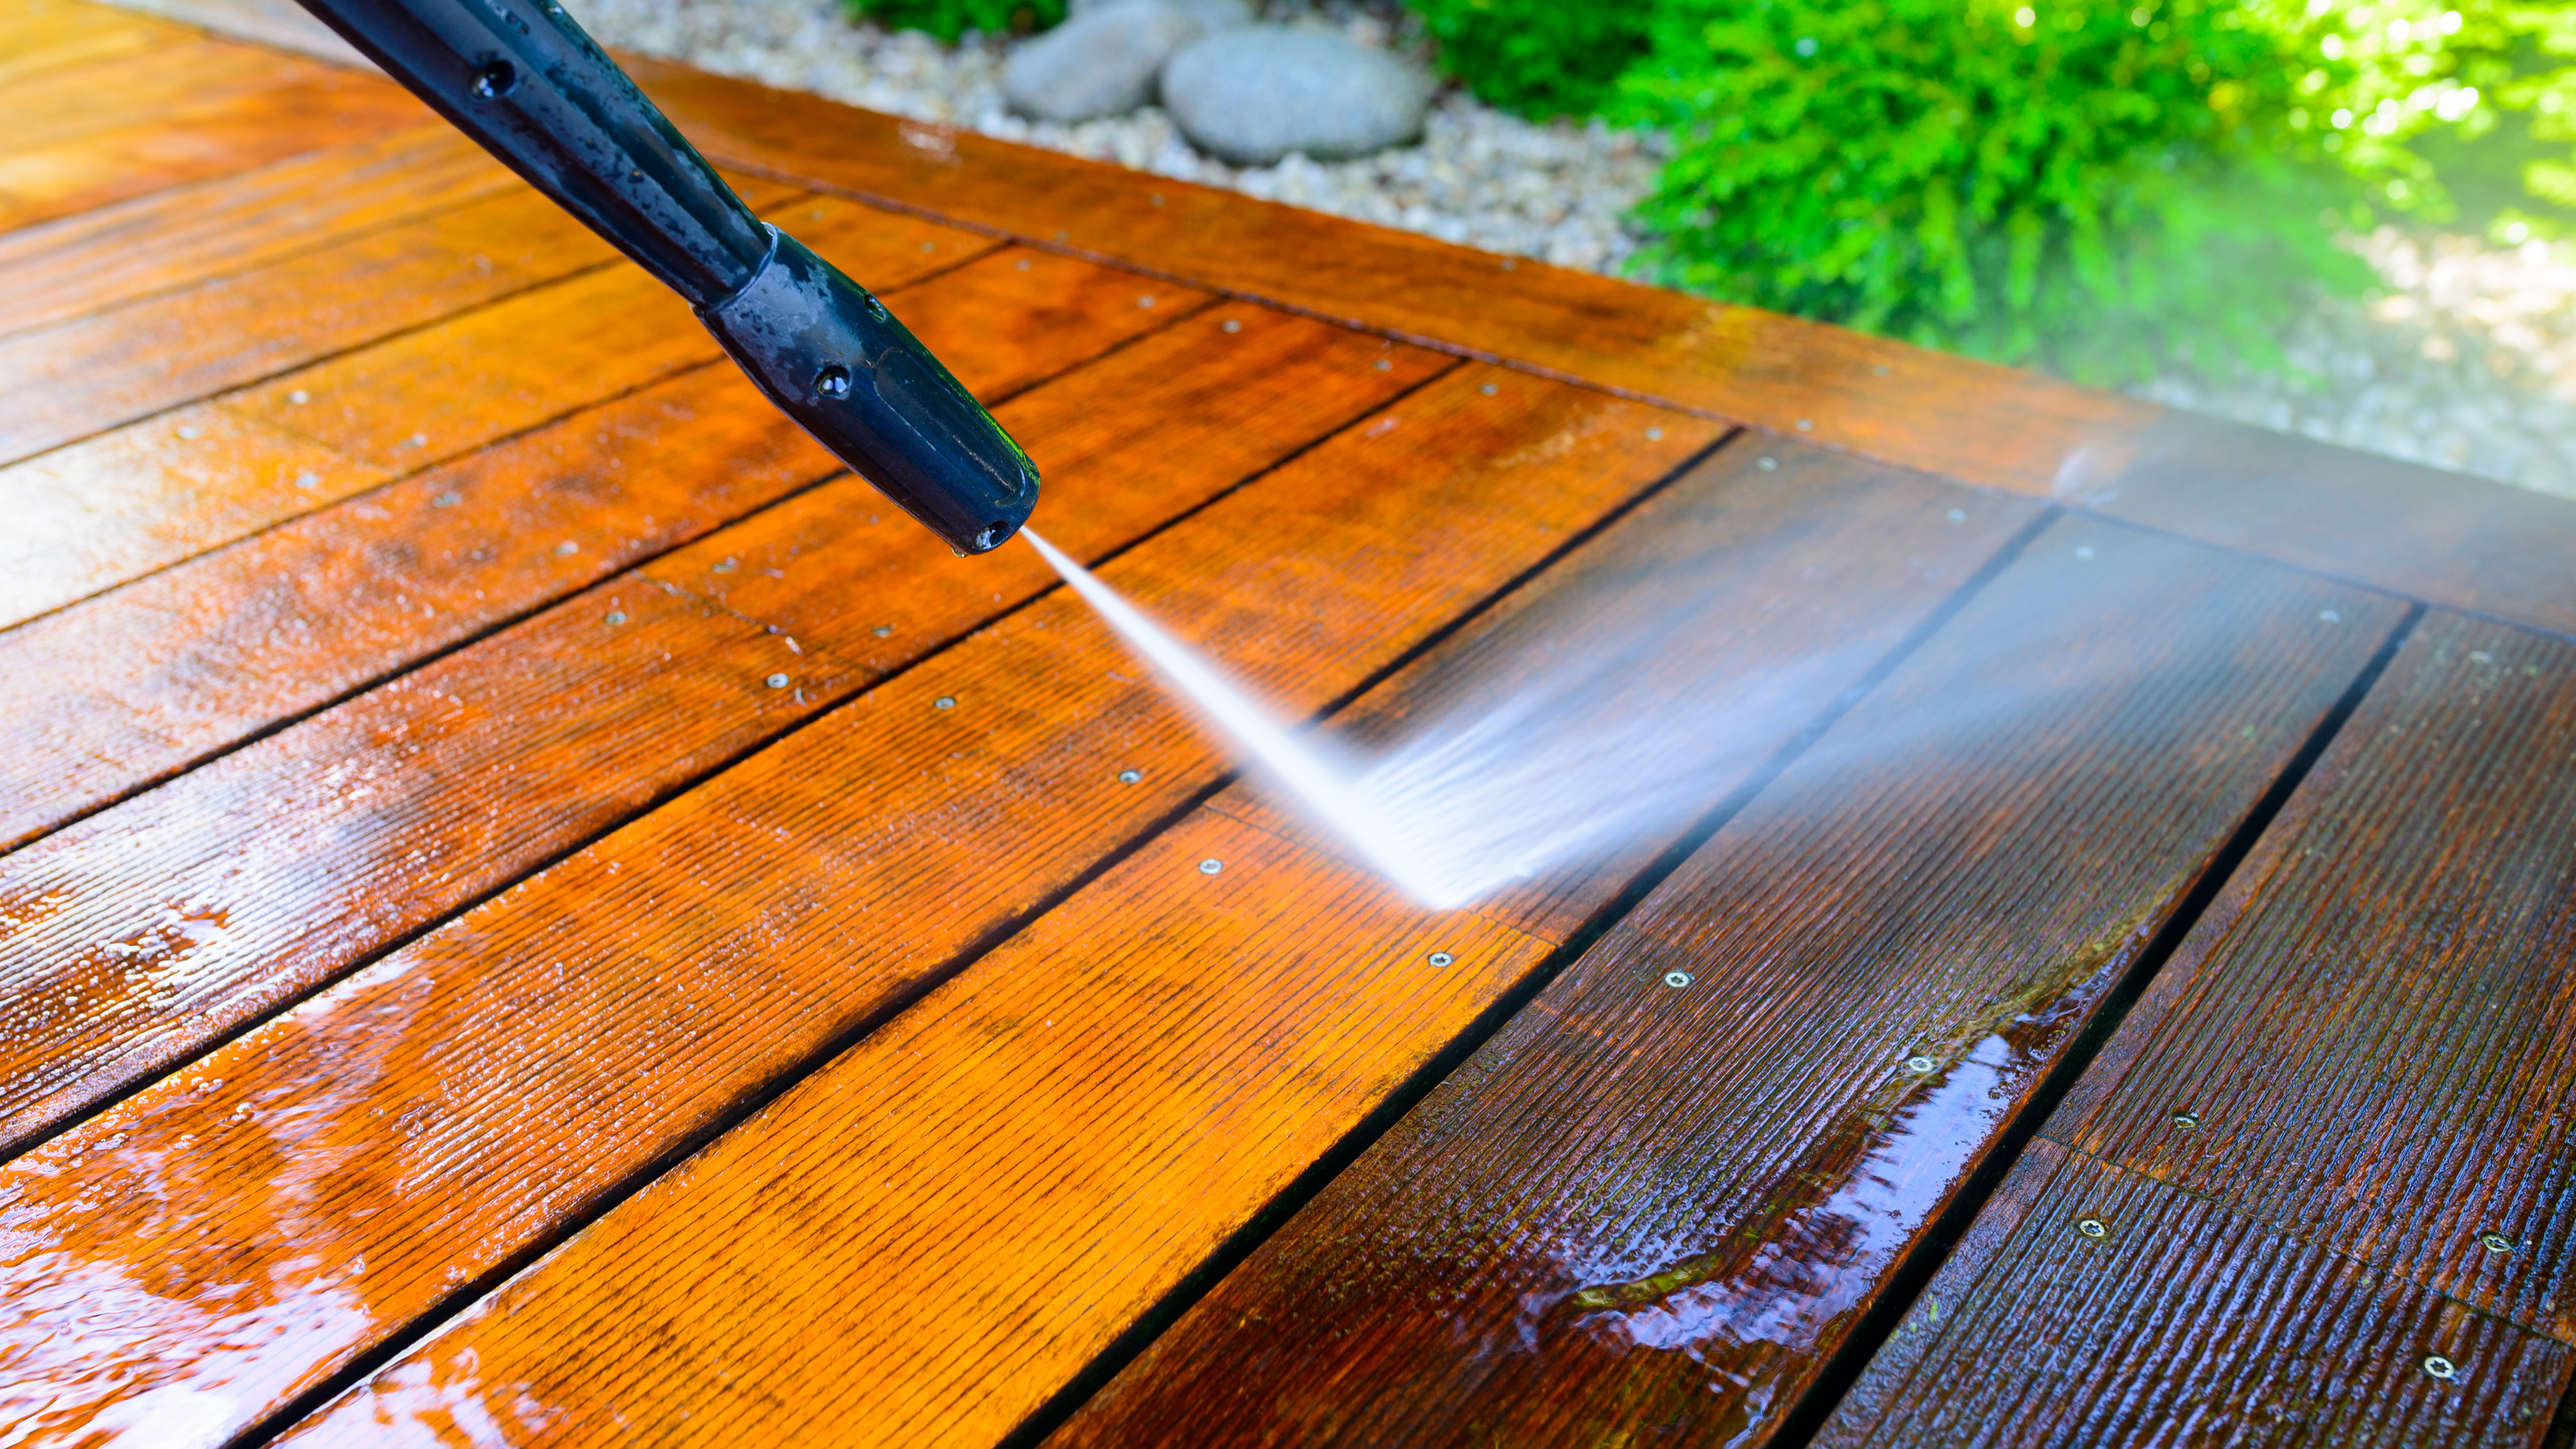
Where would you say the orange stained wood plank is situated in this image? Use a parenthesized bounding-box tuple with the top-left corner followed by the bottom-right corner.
(0, 245, 1175, 850)
(0, 187, 615, 467)
(0, 188, 935, 631)
(0, 0, 185, 86)
(0, 124, 511, 339)
(275, 443, 2039, 1449)
(2040, 612, 2576, 1340)
(0, 60, 431, 236)
(640, 300, 1438, 660)
(623, 55, 2152, 499)
(0, 366, 1710, 1446)
(226, 194, 998, 468)
(0, 302, 1440, 1154)
(1048, 518, 2407, 1449)
(624, 58, 2576, 642)
(1815, 1142, 2569, 1447)
(0, 36, 355, 158)
(0, 403, 397, 632)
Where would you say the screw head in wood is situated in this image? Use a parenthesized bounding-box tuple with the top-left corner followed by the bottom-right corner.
(555, 541, 579, 556)
(935, 696, 956, 709)
(1118, 770, 1142, 784)
(1480, 383, 1498, 395)
(1221, 319, 1241, 333)
(2077, 1218, 2107, 1239)
(288, 389, 311, 404)
(1645, 427, 1664, 440)
(765, 673, 789, 689)
(1664, 971, 1692, 988)
(2172, 1111, 2199, 1131)
(605, 611, 627, 627)
(873, 625, 894, 637)
(295, 472, 320, 490)
(1429, 952, 1453, 967)
(2423, 1355, 2457, 1381)
(1374, 357, 1392, 370)
(2481, 1233, 2515, 1255)
(1199, 859, 1222, 875)
(1906, 1055, 1937, 1073)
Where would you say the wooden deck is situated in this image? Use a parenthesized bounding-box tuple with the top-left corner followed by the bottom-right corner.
(3, 3, 2574, 1444)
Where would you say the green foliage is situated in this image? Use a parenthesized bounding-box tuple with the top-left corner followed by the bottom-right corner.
(1407, 0, 1657, 116)
(1610, 0, 2380, 384)
(843, 0, 1063, 43)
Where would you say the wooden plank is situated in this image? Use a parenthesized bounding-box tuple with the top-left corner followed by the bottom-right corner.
(0, 302, 1443, 1152)
(1045, 520, 2405, 1449)
(0, 37, 343, 159)
(622, 58, 2576, 640)
(0, 0, 184, 86)
(0, 189, 943, 632)
(2071, 412, 2576, 639)
(273, 444, 2038, 1449)
(0, 63, 431, 236)
(2041, 611, 2576, 1340)
(1817, 1142, 2570, 1447)
(0, 366, 1710, 1446)
(0, 247, 1182, 850)
(0, 124, 512, 339)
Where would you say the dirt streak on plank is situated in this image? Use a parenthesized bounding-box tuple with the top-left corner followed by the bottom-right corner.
(0, 365, 1709, 1448)
(268, 442, 2033, 1449)
(1816, 1142, 2569, 1448)
(1044, 517, 2401, 1449)
(0, 248, 1202, 851)
(0, 303, 1443, 1154)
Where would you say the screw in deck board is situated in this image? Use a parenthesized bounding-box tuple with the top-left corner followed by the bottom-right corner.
(2171, 1111, 2199, 1131)
(1117, 770, 1142, 785)
(2482, 1233, 2516, 1255)
(765, 674, 789, 689)
(1199, 859, 1223, 875)
(604, 611, 627, 627)
(2424, 1355, 2459, 1380)
(935, 696, 956, 709)
(1427, 952, 1453, 967)
(2077, 1218, 2108, 1239)
(1663, 971, 1691, 988)
(1905, 1055, 1938, 1073)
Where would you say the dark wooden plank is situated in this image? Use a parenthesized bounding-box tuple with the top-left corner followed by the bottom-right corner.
(2042, 611, 2576, 1340)
(1818, 1141, 2570, 1448)
(2072, 411, 2576, 638)
(0, 367, 1710, 1447)
(622, 57, 2576, 640)
(1046, 518, 2403, 1449)
(0, 302, 1444, 1152)
(0, 248, 1183, 850)
(270, 442, 2037, 1448)
(0, 124, 511, 339)
(0, 191, 965, 633)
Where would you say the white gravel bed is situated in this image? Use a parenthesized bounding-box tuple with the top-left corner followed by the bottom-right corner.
(575, 0, 2571, 497)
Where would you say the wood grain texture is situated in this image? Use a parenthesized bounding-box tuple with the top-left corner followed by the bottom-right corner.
(620, 57, 2576, 639)
(0, 246, 1173, 850)
(2045, 611, 2576, 1341)
(0, 124, 511, 339)
(1049, 519, 2405, 1449)
(224, 195, 991, 469)
(0, 37, 425, 235)
(641, 301, 1444, 661)
(270, 440, 2030, 1449)
(1818, 1141, 2571, 1448)
(0, 367, 1705, 1448)
(0, 303, 1437, 1160)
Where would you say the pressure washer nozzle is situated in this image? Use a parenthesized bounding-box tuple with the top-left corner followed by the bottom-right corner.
(701, 230, 1039, 554)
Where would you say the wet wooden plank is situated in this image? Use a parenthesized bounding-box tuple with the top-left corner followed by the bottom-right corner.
(0, 248, 1183, 850)
(1045, 519, 2403, 1449)
(0, 191, 963, 633)
(0, 302, 1443, 1152)
(2069, 412, 2576, 640)
(1817, 1142, 2570, 1448)
(0, 366, 1710, 1448)
(0, 124, 511, 339)
(271, 443, 2037, 1449)
(0, 37, 345, 159)
(2041, 612, 2576, 1340)
(0, 0, 184, 86)
(622, 59, 2576, 642)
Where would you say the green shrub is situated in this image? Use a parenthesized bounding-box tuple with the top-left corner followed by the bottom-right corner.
(1407, 0, 1658, 117)
(1611, 0, 2381, 384)
(844, 0, 1063, 42)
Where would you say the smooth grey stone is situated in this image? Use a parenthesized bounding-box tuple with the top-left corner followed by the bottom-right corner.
(1162, 28, 1432, 165)
(1006, 0, 1250, 124)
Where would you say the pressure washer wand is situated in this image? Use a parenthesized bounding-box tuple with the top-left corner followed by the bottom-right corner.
(290, 0, 1039, 554)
